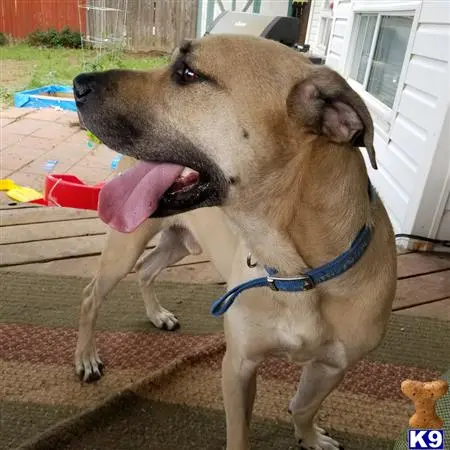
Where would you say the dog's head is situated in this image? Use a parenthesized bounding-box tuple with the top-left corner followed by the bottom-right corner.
(74, 35, 375, 231)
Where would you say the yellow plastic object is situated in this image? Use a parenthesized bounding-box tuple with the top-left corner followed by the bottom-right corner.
(0, 179, 17, 191)
(0, 179, 43, 202)
(7, 186, 43, 202)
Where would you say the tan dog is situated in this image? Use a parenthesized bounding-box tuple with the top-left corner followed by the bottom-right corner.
(73, 35, 397, 450)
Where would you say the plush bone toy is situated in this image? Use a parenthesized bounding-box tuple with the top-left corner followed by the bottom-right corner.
(401, 379, 448, 429)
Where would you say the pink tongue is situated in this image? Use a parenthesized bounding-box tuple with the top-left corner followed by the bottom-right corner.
(98, 161, 184, 233)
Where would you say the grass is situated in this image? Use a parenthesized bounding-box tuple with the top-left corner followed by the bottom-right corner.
(0, 43, 169, 106)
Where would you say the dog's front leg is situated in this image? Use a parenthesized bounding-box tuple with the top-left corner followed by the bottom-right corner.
(75, 220, 161, 382)
(222, 349, 259, 450)
(290, 350, 346, 450)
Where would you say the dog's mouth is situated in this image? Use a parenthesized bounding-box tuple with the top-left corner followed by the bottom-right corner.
(159, 164, 218, 214)
(166, 166, 201, 194)
(98, 161, 219, 233)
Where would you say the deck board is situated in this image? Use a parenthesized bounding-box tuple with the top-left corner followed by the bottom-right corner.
(1, 205, 449, 316)
(396, 298, 450, 319)
(0, 207, 96, 226)
(394, 270, 450, 309)
(1, 252, 215, 276)
(397, 252, 450, 278)
(2, 259, 223, 284)
(0, 234, 167, 266)
(1, 234, 109, 266)
(0, 218, 106, 244)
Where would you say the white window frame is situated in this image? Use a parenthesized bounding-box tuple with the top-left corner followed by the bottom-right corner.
(345, 1, 421, 137)
(317, 0, 333, 54)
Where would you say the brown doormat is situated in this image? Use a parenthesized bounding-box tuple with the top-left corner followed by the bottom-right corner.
(1, 272, 449, 450)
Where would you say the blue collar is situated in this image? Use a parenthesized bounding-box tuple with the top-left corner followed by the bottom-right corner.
(210, 181, 376, 317)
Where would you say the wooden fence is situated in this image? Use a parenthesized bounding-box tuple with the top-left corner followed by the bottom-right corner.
(0, 0, 86, 38)
(85, 0, 198, 54)
(1, 0, 197, 54)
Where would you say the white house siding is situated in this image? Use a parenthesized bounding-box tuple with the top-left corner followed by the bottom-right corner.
(417, 107, 450, 242)
(305, 0, 324, 54)
(323, 0, 352, 71)
(324, 0, 450, 240)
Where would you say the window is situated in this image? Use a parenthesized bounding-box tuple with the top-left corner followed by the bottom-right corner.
(349, 13, 413, 109)
(317, 0, 333, 52)
(318, 16, 332, 49)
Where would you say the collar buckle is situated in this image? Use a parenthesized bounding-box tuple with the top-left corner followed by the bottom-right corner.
(266, 274, 315, 292)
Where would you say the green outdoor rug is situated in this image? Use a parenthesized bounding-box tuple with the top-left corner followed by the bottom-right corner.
(0, 272, 449, 449)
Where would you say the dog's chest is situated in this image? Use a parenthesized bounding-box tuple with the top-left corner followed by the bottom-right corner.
(229, 298, 328, 364)
(269, 314, 326, 364)
(224, 243, 329, 363)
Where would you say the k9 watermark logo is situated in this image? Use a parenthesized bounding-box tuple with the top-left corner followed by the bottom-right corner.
(408, 429, 444, 450)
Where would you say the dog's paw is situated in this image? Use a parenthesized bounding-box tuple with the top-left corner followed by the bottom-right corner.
(297, 426, 343, 450)
(147, 306, 180, 331)
(75, 352, 104, 383)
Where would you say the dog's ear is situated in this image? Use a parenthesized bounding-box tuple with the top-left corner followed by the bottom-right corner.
(287, 67, 377, 169)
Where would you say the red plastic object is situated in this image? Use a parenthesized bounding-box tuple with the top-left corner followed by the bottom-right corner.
(30, 174, 104, 210)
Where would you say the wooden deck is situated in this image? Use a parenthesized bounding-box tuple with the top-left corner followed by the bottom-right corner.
(1, 205, 450, 319)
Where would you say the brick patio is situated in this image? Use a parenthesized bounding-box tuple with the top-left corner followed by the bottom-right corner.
(0, 107, 117, 202)
(1, 106, 449, 319)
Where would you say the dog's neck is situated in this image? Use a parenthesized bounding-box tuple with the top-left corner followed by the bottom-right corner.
(224, 140, 372, 275)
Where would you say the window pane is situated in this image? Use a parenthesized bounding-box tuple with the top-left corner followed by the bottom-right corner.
(367, 15, 413, 108)
(319, 17, 332, 47)
(350, 15, 377, 84)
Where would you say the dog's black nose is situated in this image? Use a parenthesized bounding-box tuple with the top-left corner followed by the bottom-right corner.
(73, 73, 96, 102)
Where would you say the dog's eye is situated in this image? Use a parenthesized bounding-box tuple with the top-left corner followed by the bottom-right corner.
(176, 65, 200, 85)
